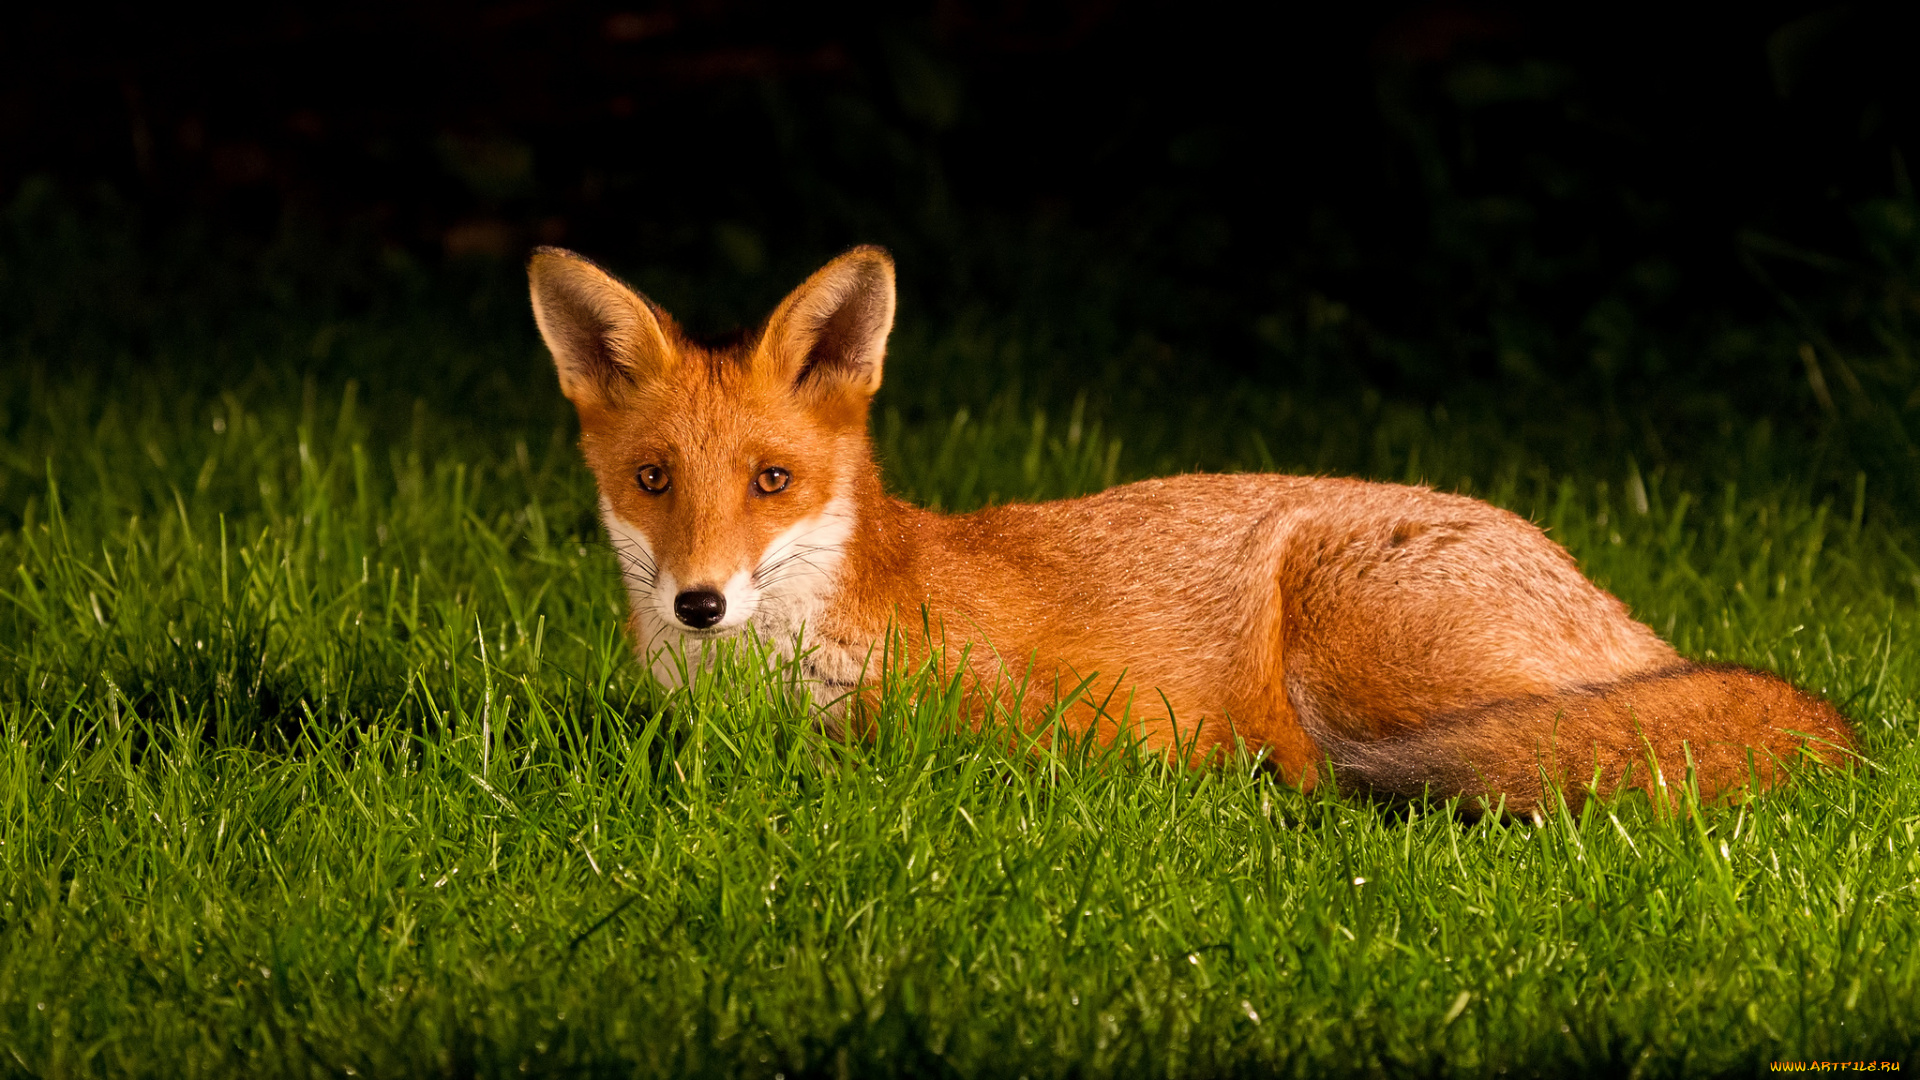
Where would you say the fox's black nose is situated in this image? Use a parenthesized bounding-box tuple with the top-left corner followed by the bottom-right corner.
(674, 589, 726, 629)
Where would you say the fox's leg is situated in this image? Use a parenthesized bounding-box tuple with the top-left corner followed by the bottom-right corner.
(1217, 682, 1328, 788)
(1225, 618, 1337, 789)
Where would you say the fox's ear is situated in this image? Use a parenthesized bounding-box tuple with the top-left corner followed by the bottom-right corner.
(758, 246, 895, 402)
(528, 247, 674, 410)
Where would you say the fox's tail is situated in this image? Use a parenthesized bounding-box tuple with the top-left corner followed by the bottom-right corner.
(1323, 664, 1859, 816)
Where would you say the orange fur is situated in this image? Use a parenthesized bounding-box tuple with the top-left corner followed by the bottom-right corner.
(528, 245, 1858, 814)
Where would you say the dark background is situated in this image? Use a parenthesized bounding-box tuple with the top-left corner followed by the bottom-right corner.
(2, 1, 1916, 490)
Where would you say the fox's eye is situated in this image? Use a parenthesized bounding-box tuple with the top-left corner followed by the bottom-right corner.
(755, 467, 791, 495)
(637, 465, 671, 493)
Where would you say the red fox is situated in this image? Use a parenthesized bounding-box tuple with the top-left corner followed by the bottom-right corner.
(528, 244, 1857, 813)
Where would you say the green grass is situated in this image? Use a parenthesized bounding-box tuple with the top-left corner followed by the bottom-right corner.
(3, 301, 1919, 1079)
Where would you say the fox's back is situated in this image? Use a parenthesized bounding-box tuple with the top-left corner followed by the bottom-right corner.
(862, 473, 1677, 749)
(904, 474, 1296, 721)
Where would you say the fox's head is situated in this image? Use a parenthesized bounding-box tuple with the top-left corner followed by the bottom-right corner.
(529, 245, 894, 675)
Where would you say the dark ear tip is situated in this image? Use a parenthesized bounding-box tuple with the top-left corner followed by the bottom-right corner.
(528, 245, 583, 271)
(842, 244, 895, 270)
(838, 247, 897, 295)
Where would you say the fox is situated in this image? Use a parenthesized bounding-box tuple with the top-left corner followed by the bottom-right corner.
(527, 243, 1857, 814)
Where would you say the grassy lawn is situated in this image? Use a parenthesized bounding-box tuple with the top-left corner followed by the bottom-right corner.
(3, 268, 1918, 1078)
